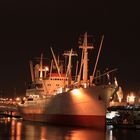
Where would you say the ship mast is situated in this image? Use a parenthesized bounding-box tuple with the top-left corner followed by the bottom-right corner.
(39, 53, 43, 80)
(92, 35, 104, 80)
(50, 47, 61, 77)
(63, 49, 77, 86)
(29, 60, 34, 82)
(79, 32, 94, 83)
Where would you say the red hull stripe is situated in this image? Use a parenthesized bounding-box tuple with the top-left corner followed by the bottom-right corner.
(22, 114, 106, 129)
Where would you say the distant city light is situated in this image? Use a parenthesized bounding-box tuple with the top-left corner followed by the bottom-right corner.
(127, 93, 135, 104)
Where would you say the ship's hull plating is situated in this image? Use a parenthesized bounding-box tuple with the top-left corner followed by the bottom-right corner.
(18, 85, 115, 129)
(21, 114, 105, 128)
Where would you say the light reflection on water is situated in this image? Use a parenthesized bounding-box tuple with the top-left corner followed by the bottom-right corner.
(0, 118, 106, 140)
(1, 118, 140, 140)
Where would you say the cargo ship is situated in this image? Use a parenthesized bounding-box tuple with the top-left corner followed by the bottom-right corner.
(18, 32, 118, 129)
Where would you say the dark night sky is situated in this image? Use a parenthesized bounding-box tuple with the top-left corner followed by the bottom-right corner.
(0, 0, 140, 97)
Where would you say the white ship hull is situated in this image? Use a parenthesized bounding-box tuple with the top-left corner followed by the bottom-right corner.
(18, 85, 115, 129)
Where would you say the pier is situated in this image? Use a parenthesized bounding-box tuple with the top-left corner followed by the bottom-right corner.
(0, 99, 21, 118)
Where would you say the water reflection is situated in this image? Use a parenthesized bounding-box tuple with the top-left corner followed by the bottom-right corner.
(11, 119, 22, 140)
(0, 118, 106, 140)
(22, 122, 105, 140)
(1, 118, 140, 140)
(106, 125, 116, 140)
(106, 125, 140, 140)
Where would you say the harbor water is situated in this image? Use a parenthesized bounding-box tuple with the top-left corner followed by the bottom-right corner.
(0, 117, 140, 140)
